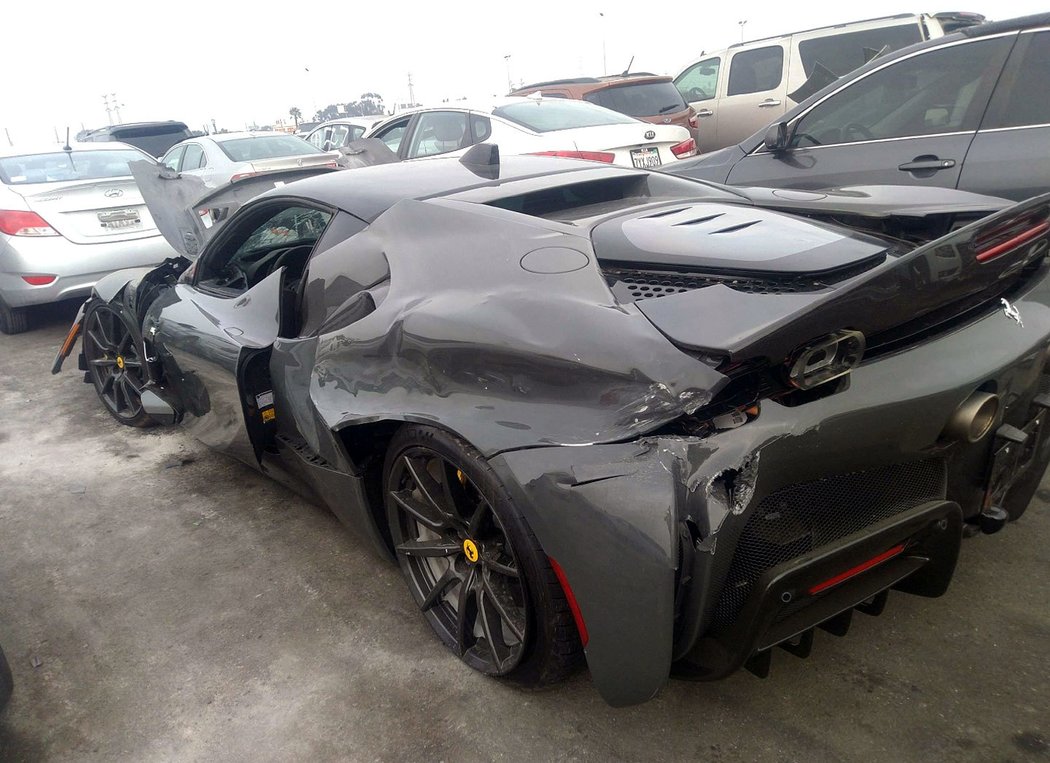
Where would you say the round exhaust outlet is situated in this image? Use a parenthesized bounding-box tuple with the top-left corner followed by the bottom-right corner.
(944, 391, 999, 443)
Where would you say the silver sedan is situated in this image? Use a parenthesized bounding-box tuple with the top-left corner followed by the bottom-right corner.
(0, 142, 175, 334)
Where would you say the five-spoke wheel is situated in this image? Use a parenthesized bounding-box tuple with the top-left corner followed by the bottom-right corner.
(83, 301, 154, 428)
(384, 425, 582, 685)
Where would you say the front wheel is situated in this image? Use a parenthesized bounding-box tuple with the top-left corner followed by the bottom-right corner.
(82, 301, 155, 428)
(0, 296, 29, 335)
(383, 425, 582, 687)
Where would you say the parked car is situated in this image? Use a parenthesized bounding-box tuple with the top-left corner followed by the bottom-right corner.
(674, 12, 984, 151)
(159, 132, 340, 190)
(54, 147, 1050, 707)
(305, 117, 387, 151)
(668, 14, 1050, 202)
(363, 97, 694, 168)
(77, 121, 195, 158)
(0, 142, 175, 334)
(510, 74, 698, 143)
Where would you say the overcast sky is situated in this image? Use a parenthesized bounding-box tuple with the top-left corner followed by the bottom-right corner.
(1, 0, 1046, 144)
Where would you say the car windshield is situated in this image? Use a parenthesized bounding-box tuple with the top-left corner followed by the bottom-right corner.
(584, 81, 688, 117)
(494, 100, 638, 132)
(216, 135, 323, 162)
(0, 149, 152, 185)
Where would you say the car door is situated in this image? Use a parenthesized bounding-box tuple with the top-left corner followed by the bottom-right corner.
(958, 29, 1049, 201)
(178, 142, 207, 176)
(674, 56, 722, 152)
(725, 35, 1015, 191)
(715, 44, 788, 148)
(145, 200, 334, 467)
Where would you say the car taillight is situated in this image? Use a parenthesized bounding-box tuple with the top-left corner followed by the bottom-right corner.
(0, 210, 59, 237)
(22, 274, 57, 285)
(230, 172, 257, 183)
(671, 138, 697, 158)
(531, 150, 616, 164)
(323, 160, 339, 168)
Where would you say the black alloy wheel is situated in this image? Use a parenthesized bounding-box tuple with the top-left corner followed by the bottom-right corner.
(83, 302, 155, 428)
(384, 425, 582, 686)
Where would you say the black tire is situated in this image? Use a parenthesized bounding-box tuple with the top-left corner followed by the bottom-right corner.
(82, 300, 156, 428)
(0, 296, 29, 335)
(383, 424, 582, 687)
(0, 642, 11, 713)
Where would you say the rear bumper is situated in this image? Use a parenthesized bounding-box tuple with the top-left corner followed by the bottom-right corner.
(0, 233, 174, 307)
(489, 265, 1050, 707)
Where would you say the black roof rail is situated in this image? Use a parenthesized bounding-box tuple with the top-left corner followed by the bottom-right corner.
(515, 77, 602, 90)
(960, 12, 1050, 37)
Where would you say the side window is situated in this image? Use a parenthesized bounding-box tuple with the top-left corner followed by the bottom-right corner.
(162, 145, 185, 171)
(727, 46, 784, 96)
(675, 57, 721, 101)
(307, 128, 327, 149)
(792, 37, 1013, 147)
(407, 111, 469, 158)
(983, 31, 1050, 130)
(348, 125, 366, 141)
(328, 125, 349, 148)
(798, 25, 923, 80)
(470, 114, 492, 142)
(374, 117, 411, 153)
(181, 143, 204, 171)
(198, 204, 333, 294)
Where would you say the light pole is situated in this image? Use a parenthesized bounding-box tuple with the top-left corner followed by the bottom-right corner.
(738, 19, 748, 43)
(504, 55, 513, 93)
(599, 12, 607, 75)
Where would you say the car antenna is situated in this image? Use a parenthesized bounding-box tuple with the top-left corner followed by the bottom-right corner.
(621, 56, 635, 77)
(62, 127, 77, 171)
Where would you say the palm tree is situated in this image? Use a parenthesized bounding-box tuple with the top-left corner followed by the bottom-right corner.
(288, 107, 302, 128)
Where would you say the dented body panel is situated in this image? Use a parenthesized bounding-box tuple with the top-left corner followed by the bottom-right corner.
(63, 152, 1050, 706)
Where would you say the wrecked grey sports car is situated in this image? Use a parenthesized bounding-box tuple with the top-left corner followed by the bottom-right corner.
(53, 145, 1050, 706)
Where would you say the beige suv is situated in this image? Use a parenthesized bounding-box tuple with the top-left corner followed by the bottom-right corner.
(674, 12, 983, 152)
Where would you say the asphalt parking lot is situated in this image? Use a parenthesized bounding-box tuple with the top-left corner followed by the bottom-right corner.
(0, 302, 1048, 762)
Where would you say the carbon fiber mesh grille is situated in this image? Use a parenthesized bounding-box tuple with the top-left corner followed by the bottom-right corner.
(712, 459, 946, 629)
(603, 267, 831, 302)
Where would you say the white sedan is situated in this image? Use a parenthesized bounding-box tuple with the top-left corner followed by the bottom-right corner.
(363, 97, 695, 169)
(159, 132, 339, 189)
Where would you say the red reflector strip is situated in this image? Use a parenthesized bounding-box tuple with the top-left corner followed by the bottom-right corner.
(22, 274, 57, 285)
(548, 556, 589, 647)
(807, 543, 906, 595)
(975, 221, 1050, 263)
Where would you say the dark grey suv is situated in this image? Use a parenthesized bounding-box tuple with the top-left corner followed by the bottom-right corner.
(668, 14, 1050, 201)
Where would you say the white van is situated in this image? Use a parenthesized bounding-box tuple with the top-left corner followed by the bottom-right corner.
(674, 12, 984, 152)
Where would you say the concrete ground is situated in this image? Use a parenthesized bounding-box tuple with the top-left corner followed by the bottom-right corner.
(0, 301, 1048, 763)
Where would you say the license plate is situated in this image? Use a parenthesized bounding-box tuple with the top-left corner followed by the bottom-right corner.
(631, 147, 662, 169)
(98, 208, 141, 230)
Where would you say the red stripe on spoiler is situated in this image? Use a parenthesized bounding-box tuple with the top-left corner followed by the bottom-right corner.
(807, 543, 906, 595)
(975, 221, 1050, 263)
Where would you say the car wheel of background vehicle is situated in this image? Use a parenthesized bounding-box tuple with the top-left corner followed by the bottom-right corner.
(82, 300, 155, 428)
(383, 424, 583, 687)
(0, 296, 29, 335)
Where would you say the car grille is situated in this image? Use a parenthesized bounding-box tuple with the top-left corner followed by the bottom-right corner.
(712, 459, 947, 629)
(603, 267, 831, 302)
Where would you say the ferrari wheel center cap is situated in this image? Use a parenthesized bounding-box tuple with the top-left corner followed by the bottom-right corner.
(116, 356, 125, 369)
(462, 538, 479, 563)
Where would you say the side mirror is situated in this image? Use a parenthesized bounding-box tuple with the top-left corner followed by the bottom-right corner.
(763, 122, 789, 152)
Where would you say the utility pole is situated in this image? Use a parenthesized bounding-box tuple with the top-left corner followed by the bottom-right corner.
(407, 72, 415, 107)
(504, 55, 513, 93)
(102, 94, 113, 125)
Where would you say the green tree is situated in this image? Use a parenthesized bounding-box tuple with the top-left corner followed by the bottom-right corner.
(288, 106, 302, 127)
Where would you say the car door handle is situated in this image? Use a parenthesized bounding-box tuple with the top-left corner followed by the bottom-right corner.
(696, 108, 714, 117)
(899, 158, 956, 172)
(758, 99, 781, 108)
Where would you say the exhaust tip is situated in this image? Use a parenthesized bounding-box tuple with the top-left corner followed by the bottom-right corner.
(944, 391, 999, 443)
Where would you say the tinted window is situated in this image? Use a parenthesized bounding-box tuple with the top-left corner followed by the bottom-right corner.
(109, 123, 192, 156)
(494, 100, 637, 132)
(675, 57, 721, 102)
(793, 38, 1011, 147)
(408, 112, 470, 158)
(217, 135, 322, 162)
(162, 145, 185, 172)
(471, 114, 493, 142)
(727, 46, 784, 96)
(181, 143, 205, 170)
(374, 118, 411, 153)
(583, 81, 687, 117)
(0, 149, 153, 185)
(984, 31, 1050, 129)
(799, 24, 923, 79)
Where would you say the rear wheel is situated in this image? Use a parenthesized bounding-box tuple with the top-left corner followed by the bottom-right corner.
(383, 425, 582, 686)
(83, 301, 155, 428)
(0, 296, 29, 335)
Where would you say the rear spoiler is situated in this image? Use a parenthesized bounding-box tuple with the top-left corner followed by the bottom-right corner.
(636, 192, 1050, 364)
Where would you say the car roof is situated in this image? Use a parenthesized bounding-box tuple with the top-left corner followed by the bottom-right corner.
(82, 120, 189, 136)
(206, 131, 308, 142)
(0, 141, 150, 158)
(733, 12, 1050, 154)
(274, 153, 644, 222)
(312, 116, 386, 129)
(514, 73, 671, 95)
(377, 96, 575, 121)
